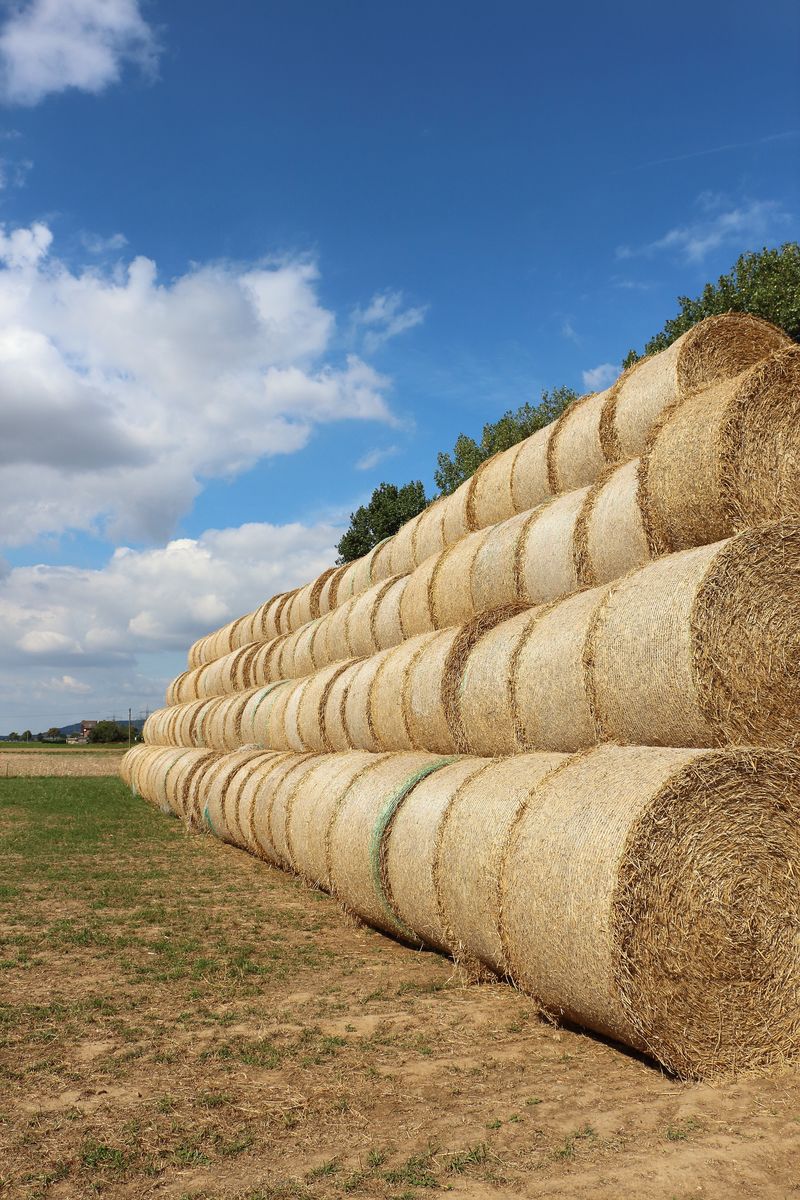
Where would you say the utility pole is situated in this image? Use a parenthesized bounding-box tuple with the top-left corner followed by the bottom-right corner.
(128, 707, 132, 748)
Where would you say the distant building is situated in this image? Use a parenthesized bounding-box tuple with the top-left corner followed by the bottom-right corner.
(79, 719, 98, 741)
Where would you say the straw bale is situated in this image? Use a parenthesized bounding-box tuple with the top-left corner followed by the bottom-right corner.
(509, 425, 553, 515)
(324, 596, 355, 663)
(218, 750, 284, 849)
(389, 511, 422, 576)
(162, 750, 212, 818)
(469, 443, 522, 530)
(309, 566, 337, 619)
(435, 753, 566, 974)
(243, 753, 316, 864)
(500, 743, 800, 1077)
(370, 631, 442, 751)
(268, 753, 327, 868)
(398, 554, 438, 638)
(373, 576, 409, 649)
(587, 521, 800, 748)
(318, 564, 346, 615)
(281, 675, 316, 752)
(453, 608, 537, 755)
(440, 479, 472, 546)
(428, 530, 487, 629)
(405, 628, 461, 753)
(326, 751, 449, 938)
(322, 660, 364, 751)
(342, 650, 394, 753)
(517, 488, 586, 604)
(285, 751, 380, 886)
(606, 312, 789, 462)
(575, 460, 651, 586)
(548, 390, 613, 493)
(233, 750, 297, 857)
(236, 682, 285, 745)
(469, 511, 530, 614)
(413, 496, 447, 564)
(295, 660, 357, 752)
(643, 346, 800, 554)
(200, 749, 266, 840)
(181, 748, 223, 824)
(383, 758, 488, 952)
(347, 580, 389, 657)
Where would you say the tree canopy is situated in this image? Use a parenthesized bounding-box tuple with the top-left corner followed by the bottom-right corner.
(88, 720, 130, 744)
(623, 242, 800, 368)
(336, 481, 428, 564)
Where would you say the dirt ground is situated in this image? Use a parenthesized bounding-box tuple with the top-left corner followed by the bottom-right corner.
(0, 775, 798, 1200)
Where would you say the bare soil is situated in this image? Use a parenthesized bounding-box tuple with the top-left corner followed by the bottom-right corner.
(0, 775, 797, 1199)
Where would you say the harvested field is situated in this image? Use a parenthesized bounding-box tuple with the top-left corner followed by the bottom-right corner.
(0, 750, 127, 778)
(1, 776, 798, 1199)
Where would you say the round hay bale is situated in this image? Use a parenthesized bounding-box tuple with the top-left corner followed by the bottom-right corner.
(428, 530, 488, 629)
(284, 751, 381, 886)
(373, 575, 409, 650)
(450, 607, 535, 755)
(441, 479, 472, 545)
(575, 461, 651, 587)
(243, 680, 293, 746)
(513, 588, 606, 752)
(413, 497, 447, 564)
(499, 743, 800, 1078)
(509, 425, 554, 515)
(324, 596, 355, 663)
(264, 680, 299, 749)
(398, 554, 438, 638)
(370, 631, 442, 751)
(180, 749, 223, 824)
(322, 659, 364, 751)
(317, 565, 345, 616)
(293, 620, 324, 679)
(434, 752, 566, 975)
(201, 749, 266, 840)
(327, 751, 451, 938)
(604, 313, 789, 462)
(405, 628, 460, 754)
(168, 749, 219, 819)
(342, 650, 394, 753)
(389, 511, 422, 576)
(469, 444, 522, 530)
(292, 660, 355, 752)
(309, 566, 337, 619)
(547, 390, 612, 494)
(308, 612, 334, 670)
(643, 345, 800, 555)
(268, 752, 327, 868)
(383, 758, 489, 952)
(469, 511, 530, 615)
(346, 583, 383, 657)
(217, 750, 285, 848)
(241, 753, 315, 864)
(369, 536, 396, 584)
(234, 750, 297, 856)
(517, 488, 587, 605)
(586, 520, 800, 749)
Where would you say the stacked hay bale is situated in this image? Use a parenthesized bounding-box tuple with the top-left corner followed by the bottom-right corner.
(124, 313, 800, 1078)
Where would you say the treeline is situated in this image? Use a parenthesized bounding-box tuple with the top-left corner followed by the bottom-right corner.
(337, 243, 800, 562)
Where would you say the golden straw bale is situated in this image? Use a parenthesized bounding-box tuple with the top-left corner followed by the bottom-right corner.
(268, 753, 328, 868)
(517, 489, 587, 604)
(200, 749, 265, 840)
(322, 660, 364, 751)
(370, 632, 442, 751)
(389, 511, 422, 576)
(342, 650, 394, 753)
(469, 511, 530, 614)
(233, 750, 297, 857)
(324, 596, 355, 663)
(295, 660, 357, 752)
(243, 754, 317, 864)
(373, 575, 409, 649)
(326, 751, 447, 938)
(405, 628, 460, 754)
(346, 582, 384, 657)
(428, 530, 488, 628)
(435, 753, 566, 974)
(509, 425, 554, 515)
(441, 479, 472, 545)
(513, 588, 606, 752)
(398, 554, 438, 637)
(605, 312, 789, 462)
(500, 743, 800, 1077)
(575, 460, 650, 586)
(469, 443, 523, 530)
(548, 390, 613, 493)
(587, 520, 800, 749)
(285, 751, 380, 886)
(383, 758, 489, 952)
(452, 608, 534, 755)
(413, 497, 447, 564)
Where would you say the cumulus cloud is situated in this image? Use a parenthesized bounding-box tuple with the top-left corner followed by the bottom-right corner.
(0, 518, 342, 728)
(617, 195, 792, 264)
(0, 0, 159, 105)
(0, 223, 402, 544)
(351, 289, 428, 353)
(582, 362, 619, 390)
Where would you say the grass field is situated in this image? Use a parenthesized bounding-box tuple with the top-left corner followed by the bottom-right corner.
(1, 773, 798, 1200)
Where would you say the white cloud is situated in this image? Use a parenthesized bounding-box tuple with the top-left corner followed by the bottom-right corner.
(0, 223, 401, 545)
(582, 362, 619, 390)
(355, 445, 400, 471)
(352, 289, 428, 353)
(0, 518, 343, 729)
(561, 318, 580, 346)
(80, 231, 127, 254)
(0, 0, 159, 105)
(617, 196, 792, 264)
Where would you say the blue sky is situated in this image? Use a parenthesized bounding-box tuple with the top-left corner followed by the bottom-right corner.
(0, 0, 797, 730)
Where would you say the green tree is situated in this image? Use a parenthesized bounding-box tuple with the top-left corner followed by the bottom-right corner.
(22, 730, 32, 742)
(434, 388, 578, 495)
(623, 242, 800, 368)
(336, 480, 428, 563)
(8, 732, 19, 741)
(88, 720, 129, 744)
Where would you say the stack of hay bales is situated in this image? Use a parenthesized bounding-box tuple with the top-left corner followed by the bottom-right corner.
(123, 314, 800, 1079)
